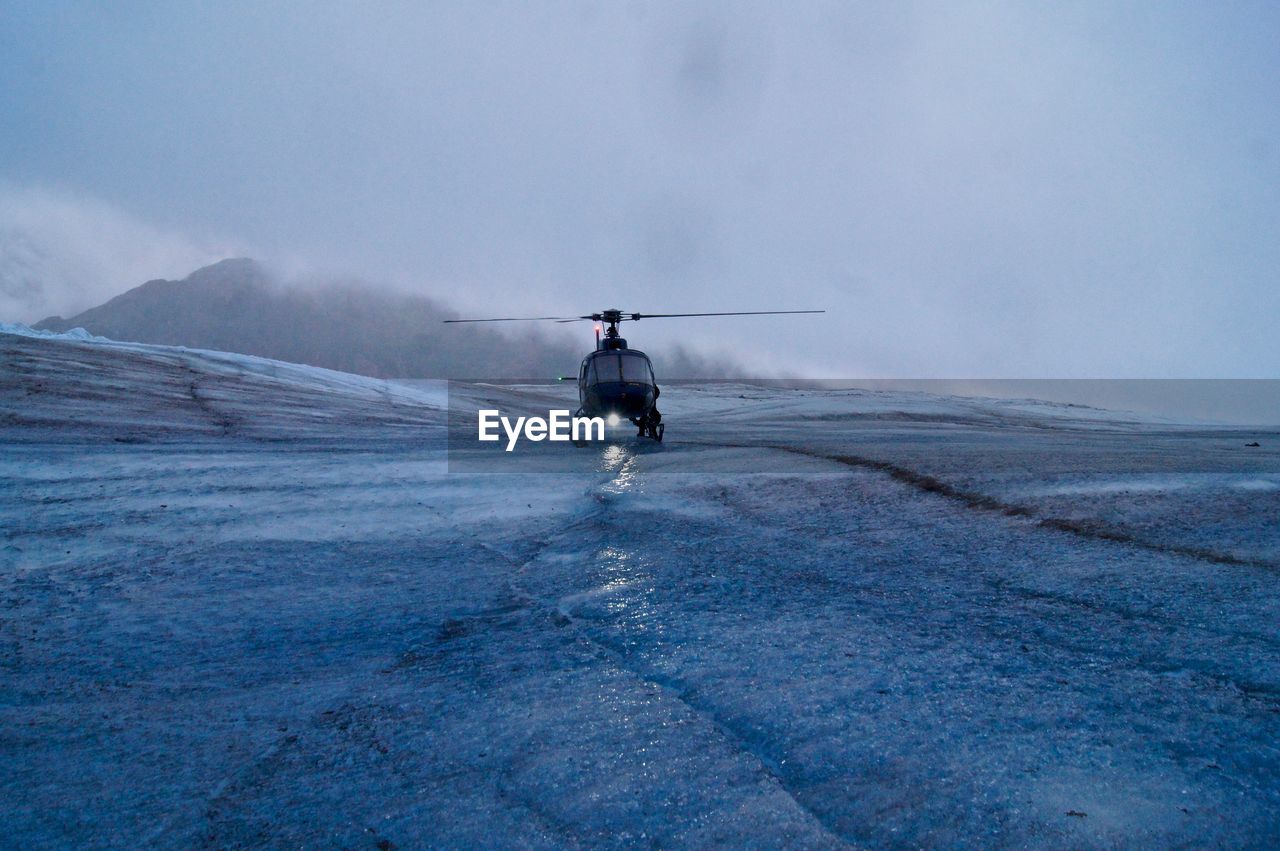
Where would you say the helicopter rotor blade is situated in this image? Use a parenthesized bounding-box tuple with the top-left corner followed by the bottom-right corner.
(444, 309, 824, 323)
(442, 316, 581, 323)
(622, 310, 825, 321)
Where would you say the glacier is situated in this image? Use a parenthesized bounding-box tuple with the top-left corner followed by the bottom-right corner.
(2, 326, 1278, 847)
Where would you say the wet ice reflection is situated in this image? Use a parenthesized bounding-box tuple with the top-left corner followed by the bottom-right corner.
(589, 444, 642, 500)
(595, 545, 659, 638)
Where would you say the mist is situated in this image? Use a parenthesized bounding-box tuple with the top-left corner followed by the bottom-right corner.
(0, 185, 241, 322)
(2, 2, 1278, 376)
(32, 257, 735, 380)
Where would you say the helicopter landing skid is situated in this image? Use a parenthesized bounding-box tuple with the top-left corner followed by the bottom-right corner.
(569, 409, 663, 446)
(571, 408, 590, 447)
(637, 412, 664, 443)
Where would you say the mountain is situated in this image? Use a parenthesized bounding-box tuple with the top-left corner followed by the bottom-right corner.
(34, 259, 729, 378)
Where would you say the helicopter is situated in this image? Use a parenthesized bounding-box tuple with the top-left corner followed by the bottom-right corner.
(444, 308, 823, 442)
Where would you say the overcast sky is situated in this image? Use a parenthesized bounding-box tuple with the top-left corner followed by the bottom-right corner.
(2, 1, 1277, 376)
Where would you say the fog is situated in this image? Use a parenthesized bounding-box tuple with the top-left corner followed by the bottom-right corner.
(2, 2, 1278, 377)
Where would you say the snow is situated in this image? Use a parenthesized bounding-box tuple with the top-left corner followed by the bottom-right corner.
(2, 322, 448, 414)
(3, 328, 1279, 847)
(1, 321, 111, 342)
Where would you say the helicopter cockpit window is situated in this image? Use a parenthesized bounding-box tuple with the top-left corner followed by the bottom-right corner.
(619, 353, 654, 385)
(591, 355, 622, 383)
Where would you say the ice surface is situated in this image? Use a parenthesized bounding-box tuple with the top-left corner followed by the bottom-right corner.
(2, 328, 1279, 847)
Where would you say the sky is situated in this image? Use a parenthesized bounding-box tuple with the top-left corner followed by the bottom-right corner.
(1, 0, 1277, 377)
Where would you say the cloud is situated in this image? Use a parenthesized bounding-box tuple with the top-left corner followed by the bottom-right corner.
(0, 185, 242, 323)
(1, 3, 1277, 375)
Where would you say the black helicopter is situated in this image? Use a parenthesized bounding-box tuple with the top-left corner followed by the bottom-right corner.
(444, 308, 823, 441)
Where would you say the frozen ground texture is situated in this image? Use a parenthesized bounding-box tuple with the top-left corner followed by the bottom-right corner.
(3, 326, 1279, 848)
